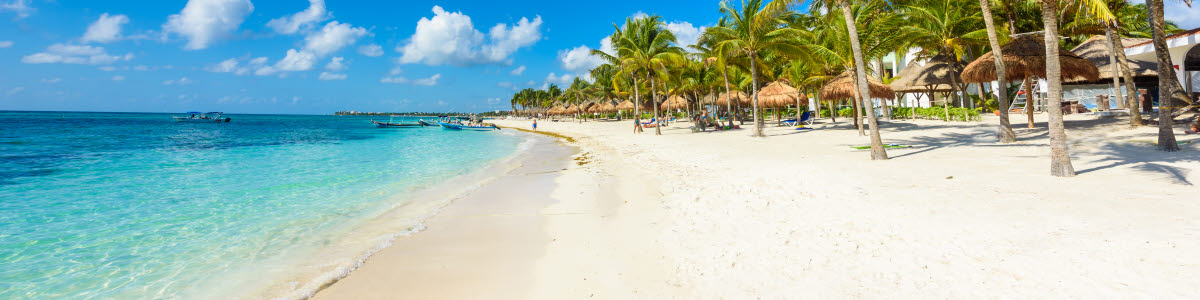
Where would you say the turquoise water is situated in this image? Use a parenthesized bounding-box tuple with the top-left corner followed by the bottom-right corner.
(0, 112, 526, 299)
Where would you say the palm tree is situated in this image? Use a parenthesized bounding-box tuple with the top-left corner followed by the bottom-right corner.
(692, 41, 738, 128)
(840, 0, 888, 159)
(1146, 0, 1179, 152)
(594, 16, 684, 135)
(704, 0, 806, 137)
(1040, 0, 1074, 177)
(979, 0, 1017, 143)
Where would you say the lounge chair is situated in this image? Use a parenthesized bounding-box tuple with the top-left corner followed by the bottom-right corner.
(781, 111, 813, 127)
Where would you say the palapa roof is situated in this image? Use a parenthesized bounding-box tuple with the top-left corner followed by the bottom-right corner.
(716, 91, 751, 106)
(889, 52, 961, 93)
(757, 80, 802, 108)
(661, 95, 689, 109)
(1067, 35, 1158, 83)
(961, 34, 1100, 83)
(615, 100, 635, 111)
(599, 101, 617, 112)
(820, 71, 895, 100)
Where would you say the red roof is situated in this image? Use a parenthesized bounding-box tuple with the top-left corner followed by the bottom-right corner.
(1125, 27, 1200, 48)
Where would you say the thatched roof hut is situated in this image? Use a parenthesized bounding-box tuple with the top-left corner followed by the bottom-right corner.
(961, 34, 1100, 83)
(820, 71, 895, 100)
(1066, 35, 1158, 83)
(889, 52, 962, 94)
(661, 95, 689, 110)
(616, 100, 635, 111)
(716, 91, 750, 106)
(757, 80, 801, 108)
(600, 101, 617, 112)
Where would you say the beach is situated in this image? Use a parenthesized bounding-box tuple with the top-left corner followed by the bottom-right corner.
(316, 114, 1200, 299)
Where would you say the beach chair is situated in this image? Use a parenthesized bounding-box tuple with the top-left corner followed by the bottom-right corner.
(781, 111, 812, 127)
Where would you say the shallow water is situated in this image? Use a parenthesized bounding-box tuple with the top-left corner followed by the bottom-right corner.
(0, 111, 524, 299)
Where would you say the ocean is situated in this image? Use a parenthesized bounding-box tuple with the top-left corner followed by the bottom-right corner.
(0, 111, 529, 299)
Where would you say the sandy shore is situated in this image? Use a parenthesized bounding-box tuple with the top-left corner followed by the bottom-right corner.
(316, 113, 1199, 299)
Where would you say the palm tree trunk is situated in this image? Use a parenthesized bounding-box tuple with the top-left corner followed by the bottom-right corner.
(841, 0, 886, 160)
(750, 53, 764, 137)
(1024, 76, 1035, 128)
(795, 89, 803, 124)
(632, 77, 643, 134)
(723, 68, 734, 128)
(876, 57, 891, 120)
(1109, 26, 1141, 125)
(980, 0, 1016, 142)
(1042, 0, 1075, 177)
(1147, 0, 1179, 151)
(651, 74, 662, 135)
(852, 85, 864, 135)
(1103, 25, 1122, 112)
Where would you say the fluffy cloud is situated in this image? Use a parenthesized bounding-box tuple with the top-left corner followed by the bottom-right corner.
(162, 0, 254, 50)
(325, 57, 345, 71)
(21, 43, 133, 65)
(82, 13, 130, 43)
(664, 21, 704, 50)
(208, 58, 239, 72)
(318, 72, 346, 80)
(0, 40, 11, 48)
(275, 49, 318, 72)
(112, 75, 125, 81)
(0, 0, 33, 19)
(396, 6, 542, 66)
(207, 57, 269, 75)
(163, 77, 192, 85)
(558, 37, 613, 74)
(304, 21, 367, 56)
(358, 44, 383, 57)
(510, 65, 526, 75)
(381, 73, 441, 86)
(266, 0, 328, 35)
(544, 72, 574, 87)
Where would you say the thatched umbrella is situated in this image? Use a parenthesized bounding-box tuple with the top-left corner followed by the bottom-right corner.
(962, 34, 1099, 127)
(715, 91, 750, 106)
(600, 101, 617, 113)
(888, 52, 965, 120)
(820, 71, 894, 100)
(757, 80, 799, 108)
(616, 100, 635, 112)
(661, 95, 689, 110)
(1068, 35, 1157, 82)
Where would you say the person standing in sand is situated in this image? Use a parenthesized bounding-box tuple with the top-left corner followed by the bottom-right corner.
(532, 119, 538, 131)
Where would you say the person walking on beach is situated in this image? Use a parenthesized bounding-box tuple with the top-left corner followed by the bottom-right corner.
(532, 119, 538, 131)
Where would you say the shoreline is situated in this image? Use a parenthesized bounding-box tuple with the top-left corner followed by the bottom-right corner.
(311, 130, 586, 299)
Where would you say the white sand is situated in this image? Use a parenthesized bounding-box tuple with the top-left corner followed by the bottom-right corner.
(318, 113, 1200, 299)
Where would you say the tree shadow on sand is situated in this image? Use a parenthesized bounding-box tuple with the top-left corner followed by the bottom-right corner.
(1076, 141, 1198, 185)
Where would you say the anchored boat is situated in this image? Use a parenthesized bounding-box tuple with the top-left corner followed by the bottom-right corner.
(174, 112, 231, 123)
(371, 120, 424, 128)
(438, 122, 500, 131)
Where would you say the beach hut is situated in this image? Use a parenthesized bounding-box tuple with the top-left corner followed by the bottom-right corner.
(888, 51, 965, 120)
(661, 95, 689, 110)
(820, 71, 895, 124)
(757, 80, 805, 123)
(1064, 35, 1159, 110)
(962, 34, 1099, 127)
(715, 91, 750, 106)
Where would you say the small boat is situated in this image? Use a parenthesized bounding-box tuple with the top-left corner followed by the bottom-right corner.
(371, 120, 423, 128)
(438, 122, 500, 131)
(174, 112, 231, 123)
(418, 119, 437, 126)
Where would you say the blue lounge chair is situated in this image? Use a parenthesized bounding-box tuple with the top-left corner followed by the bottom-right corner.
(781, 111, 813, 127)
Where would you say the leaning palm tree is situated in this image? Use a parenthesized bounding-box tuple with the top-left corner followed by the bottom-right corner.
(704, 0, 806, 137)
(839, 0, 888, 159)
(979, 0, 1017, 142)
(1146, 0, 1179, 152)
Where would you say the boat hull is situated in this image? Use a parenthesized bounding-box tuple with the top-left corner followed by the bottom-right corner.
(438, 122, 499, 131)
(174, 117, 231, 123)
(371, 120, 423, 128)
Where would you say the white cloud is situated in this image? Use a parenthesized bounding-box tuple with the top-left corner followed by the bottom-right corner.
(304, 21, 367, 56)
(163, 77, 192, 85)
(318, 72, 346, 80)
(381, 73, 440, 86)
(413, 74, 441, 86)
(21, 43, 133, 65)
(544, 72, 573, 87)
(325, 56, 345, 71)
(266, 0, 328, 35)
(358, 44, 383, 57)
(664, 21, 704, 49)
(510, 65, 526, 75)
(208, 58, 239, 72)
(41, 78, 60, 84)
(5, 86, 24, 96)
(112, 75, 125, 81)
(255, 66, 277, 76)
(275, 49, 318, 71)
(0, 41, 11, 48)
(558, 37, 613, 74)
(396, 6, 542, 66)
(82, 13, 130, 43)
(162, 0, 254, 50)
(0, 0, 32, 19)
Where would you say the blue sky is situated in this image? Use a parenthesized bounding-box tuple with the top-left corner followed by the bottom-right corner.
(0, 0, 740, 114)
(3, 1, 1194, 114)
